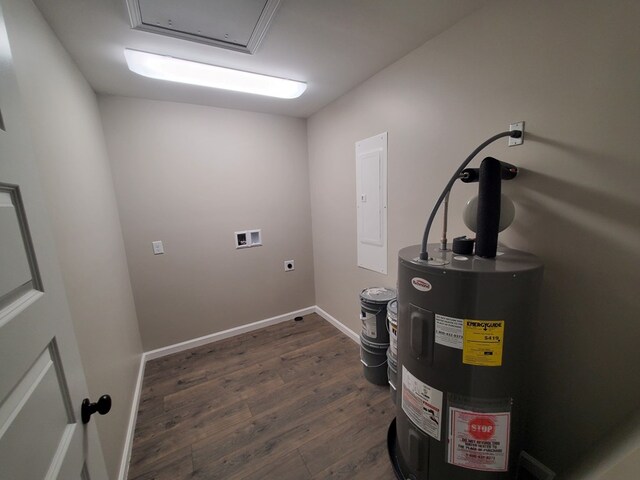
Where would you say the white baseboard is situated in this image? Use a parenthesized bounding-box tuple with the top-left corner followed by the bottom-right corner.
(117, 353, 145, 480)
(118, 304, 356, 479)
(144, 306, 316, 361)
(314, 306, 360, 344)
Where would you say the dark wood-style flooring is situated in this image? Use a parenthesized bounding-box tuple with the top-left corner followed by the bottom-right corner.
(127, 313, 396, 479)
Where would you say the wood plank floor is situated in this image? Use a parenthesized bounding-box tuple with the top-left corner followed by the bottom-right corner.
(127, 313, 396, 480)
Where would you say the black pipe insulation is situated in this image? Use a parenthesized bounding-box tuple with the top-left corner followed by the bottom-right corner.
(418, 130, 522, 261)
(460, 160, 518, 183)
(499, 161, 519, 180)
(475, 157, 502, 258)
(459, 168, 480, 183)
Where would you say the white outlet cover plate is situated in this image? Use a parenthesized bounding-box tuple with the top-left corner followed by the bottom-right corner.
(509, 121, 524, 146)
(284, 260, 294, 271)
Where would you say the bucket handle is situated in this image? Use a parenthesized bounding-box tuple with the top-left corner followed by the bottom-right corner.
(360, 358, 388, 368)
(360, 349, 388, 368)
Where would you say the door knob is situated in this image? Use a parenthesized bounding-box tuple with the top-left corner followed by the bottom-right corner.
(81, 394, 112, 424)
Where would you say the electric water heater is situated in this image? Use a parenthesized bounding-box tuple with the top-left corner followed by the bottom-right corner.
(393, 245, 542, 478)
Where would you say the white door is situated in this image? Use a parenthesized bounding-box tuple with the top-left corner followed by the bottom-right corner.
(0, 4, 108, 480)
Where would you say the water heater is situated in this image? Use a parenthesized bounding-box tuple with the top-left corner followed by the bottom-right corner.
(393, 245, 542, 478)
(389, 129, 544, 479)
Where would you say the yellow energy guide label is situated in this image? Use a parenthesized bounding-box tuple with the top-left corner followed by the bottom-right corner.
(462, 320, 504, 367)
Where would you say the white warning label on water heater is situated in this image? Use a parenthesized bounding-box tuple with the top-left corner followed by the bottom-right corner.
(448, 407, 510, 472)
(401, 366, 443, 440)
(435, 314, 463, 349)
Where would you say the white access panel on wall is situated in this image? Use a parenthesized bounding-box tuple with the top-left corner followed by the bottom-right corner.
(356, 132, 387, 274)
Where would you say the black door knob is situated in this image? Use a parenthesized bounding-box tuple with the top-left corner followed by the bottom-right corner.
(81, 394, 112, 424)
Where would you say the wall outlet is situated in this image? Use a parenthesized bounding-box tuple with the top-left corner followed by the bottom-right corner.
(509, 121, 525, 146)
(284, 260, 295, 271)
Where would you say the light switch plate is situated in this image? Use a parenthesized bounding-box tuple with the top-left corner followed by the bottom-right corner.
(152, 240, 164, 255)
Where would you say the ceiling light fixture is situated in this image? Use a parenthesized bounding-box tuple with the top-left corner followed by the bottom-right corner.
(124, 49, 307, 99)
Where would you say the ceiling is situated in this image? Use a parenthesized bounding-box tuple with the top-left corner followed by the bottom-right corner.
(33, 0, 489, 118)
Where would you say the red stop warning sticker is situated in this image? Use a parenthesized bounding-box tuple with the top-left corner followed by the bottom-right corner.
(469, 416, 495, 441)
(448, 408, 510, 471)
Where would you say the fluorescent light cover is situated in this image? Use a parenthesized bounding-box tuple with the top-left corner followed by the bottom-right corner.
(124, 49, 307, 99)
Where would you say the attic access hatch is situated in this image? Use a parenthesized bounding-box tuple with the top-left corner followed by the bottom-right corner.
(125, 0, 281, 54)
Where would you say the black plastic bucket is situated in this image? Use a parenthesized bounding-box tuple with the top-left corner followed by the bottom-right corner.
(360, 334, 388, 385)
(360, 287, 396, 344)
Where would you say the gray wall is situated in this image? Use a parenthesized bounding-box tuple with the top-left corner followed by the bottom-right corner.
(567, 409, 640, 479)
(99, 96, 315, 351)
(307, 0, 640, 475)
(3, 0, 144, 477)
